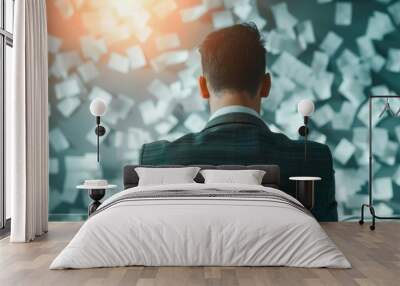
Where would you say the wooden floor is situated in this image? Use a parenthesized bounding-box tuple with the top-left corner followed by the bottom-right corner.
(0, 222, 399, 286)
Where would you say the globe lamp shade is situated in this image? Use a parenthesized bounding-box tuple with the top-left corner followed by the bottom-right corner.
(90, 98, 107, 117)
(297, 99, 315, 117)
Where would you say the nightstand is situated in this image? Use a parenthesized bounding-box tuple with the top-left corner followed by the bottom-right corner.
(76, 184, 117, 215)
(289, 177, 321, 210)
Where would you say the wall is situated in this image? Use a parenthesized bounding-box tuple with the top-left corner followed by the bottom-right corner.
(47, 0, 400, 220)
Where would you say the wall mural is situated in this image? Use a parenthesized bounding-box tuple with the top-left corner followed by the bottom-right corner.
(47, 0, 400, 220)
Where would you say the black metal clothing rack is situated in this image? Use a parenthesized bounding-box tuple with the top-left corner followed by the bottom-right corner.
(359, 95, 400, 230)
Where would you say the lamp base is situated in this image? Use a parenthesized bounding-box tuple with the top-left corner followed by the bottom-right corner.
(298, 126, 309, 137)
(95, 125, 106, 136)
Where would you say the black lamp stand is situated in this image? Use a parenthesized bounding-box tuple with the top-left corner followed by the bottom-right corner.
(298, 116, 310, 161)
(95, 116, 106, 162)
(359, 95, 400, 230)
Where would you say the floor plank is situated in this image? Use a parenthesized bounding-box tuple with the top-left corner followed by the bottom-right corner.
(0, 222, 399, 286)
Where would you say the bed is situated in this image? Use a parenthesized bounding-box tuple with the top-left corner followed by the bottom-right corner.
(50, 165, 350, 269)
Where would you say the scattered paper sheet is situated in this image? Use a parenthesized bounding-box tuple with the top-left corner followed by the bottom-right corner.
(394, 166, 400, 186)
(352, 127, 368, 150)
(51, 51, 82, 79)
(312, 104, 335, 127)
(387, 1, 400, 25)
(64, 153, 99, 171)
(371, 85, 390, 95)
(320, 31, 343, 56)
(271, 2, 298, 31)
(374, 178, 393, 200)
(308, 131, 327, 144)
(385, 48, 400, 72)
(49, 158, 59, 174)
(148, 79, 172, 99)
(297, 20, 316, 44)
(184, 113, 207, 133)
(180, 4, 207, 23)
(108, 53, 130, 74)
(333, 138, 356, 165)
(378, 141, 398, 166)
(271, 52, 313, 87)
(332, 102, 357, 130)
(48, 35, 62, 54)
(311, 51, 329, 73)
(49, 128, 70, 152)
(103, 94, 135, 125)
(335, 2, 352, 26)
(88, 86, 113, 105)
(126, 45, 147, 70)
(212, 10, 235, 29)
(80, 36, 107, 62)
(313, 71, 334, 100)
(139, 100, 161, 125)
(150, 50, 189, 72)
(57, 97, 81, 118)
(54, 77, 81, 99)
(338, 78, 365, 107)
(77, 61, 99, 83)
(233, 2, 252, 20)
(356, 36, 376, 59)
(154, 115, 179, 135)
(366, 11, 395, 40)
(357, 99, 386, 127)
(368, 54, 386, 72)
(134, 25, 153, 43)
(265, 29, 306, 56)
(155, 34, 181, 51)
(152, 0, 177, 19)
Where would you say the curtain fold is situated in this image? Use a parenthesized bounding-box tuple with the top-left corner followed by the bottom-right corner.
(8, 0, 49, 242)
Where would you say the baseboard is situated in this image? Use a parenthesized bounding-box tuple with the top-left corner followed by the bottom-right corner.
(49, 214, 88, 221)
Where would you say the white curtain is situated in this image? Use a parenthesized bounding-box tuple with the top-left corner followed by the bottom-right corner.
(7, 0, 49, 242)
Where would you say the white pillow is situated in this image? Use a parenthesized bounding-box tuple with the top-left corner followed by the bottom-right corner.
(135, 167, 200, 186)
(200, 169, 266, 185)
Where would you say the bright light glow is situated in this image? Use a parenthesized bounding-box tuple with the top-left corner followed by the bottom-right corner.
(298, 99, 315, 117)
(90, 98, 107, 116)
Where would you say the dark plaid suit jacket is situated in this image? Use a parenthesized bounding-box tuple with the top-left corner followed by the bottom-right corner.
(140, 113, 338, 221)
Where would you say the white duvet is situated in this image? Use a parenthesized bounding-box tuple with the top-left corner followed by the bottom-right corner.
(50, 183, 350, 269)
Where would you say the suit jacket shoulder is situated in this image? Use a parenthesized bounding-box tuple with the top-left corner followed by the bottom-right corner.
(140, 131, 199, 164)
(140, 140, 169, 165)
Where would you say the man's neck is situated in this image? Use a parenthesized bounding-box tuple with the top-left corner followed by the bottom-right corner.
(209, 91, 261, 114)
(208, 105, 262, 122)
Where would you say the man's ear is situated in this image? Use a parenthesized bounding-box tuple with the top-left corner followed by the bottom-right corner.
(198, 76, 210, 99)
(260, 73, 271, 98)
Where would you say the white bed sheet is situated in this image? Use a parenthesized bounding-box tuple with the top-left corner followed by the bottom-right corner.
(50, 183, 350, 269)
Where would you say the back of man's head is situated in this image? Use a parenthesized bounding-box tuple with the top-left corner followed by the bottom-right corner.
(199, 23, 266, 96)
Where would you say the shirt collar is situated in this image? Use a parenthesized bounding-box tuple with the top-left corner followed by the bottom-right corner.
(208, 105, 261, 122)
(204, 112, 270, 132)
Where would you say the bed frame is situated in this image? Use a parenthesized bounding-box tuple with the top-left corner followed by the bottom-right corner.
(123, 165, 280, 189)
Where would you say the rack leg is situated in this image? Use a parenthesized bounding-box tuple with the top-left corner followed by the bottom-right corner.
(369, 206, 376, 231)
(359, 204, 366, 225)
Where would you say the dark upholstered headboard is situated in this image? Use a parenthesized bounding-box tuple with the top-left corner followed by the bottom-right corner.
(123, 165, 280, 190)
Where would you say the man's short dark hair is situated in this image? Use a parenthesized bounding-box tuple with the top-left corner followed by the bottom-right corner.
(199, 23, 266, 96)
